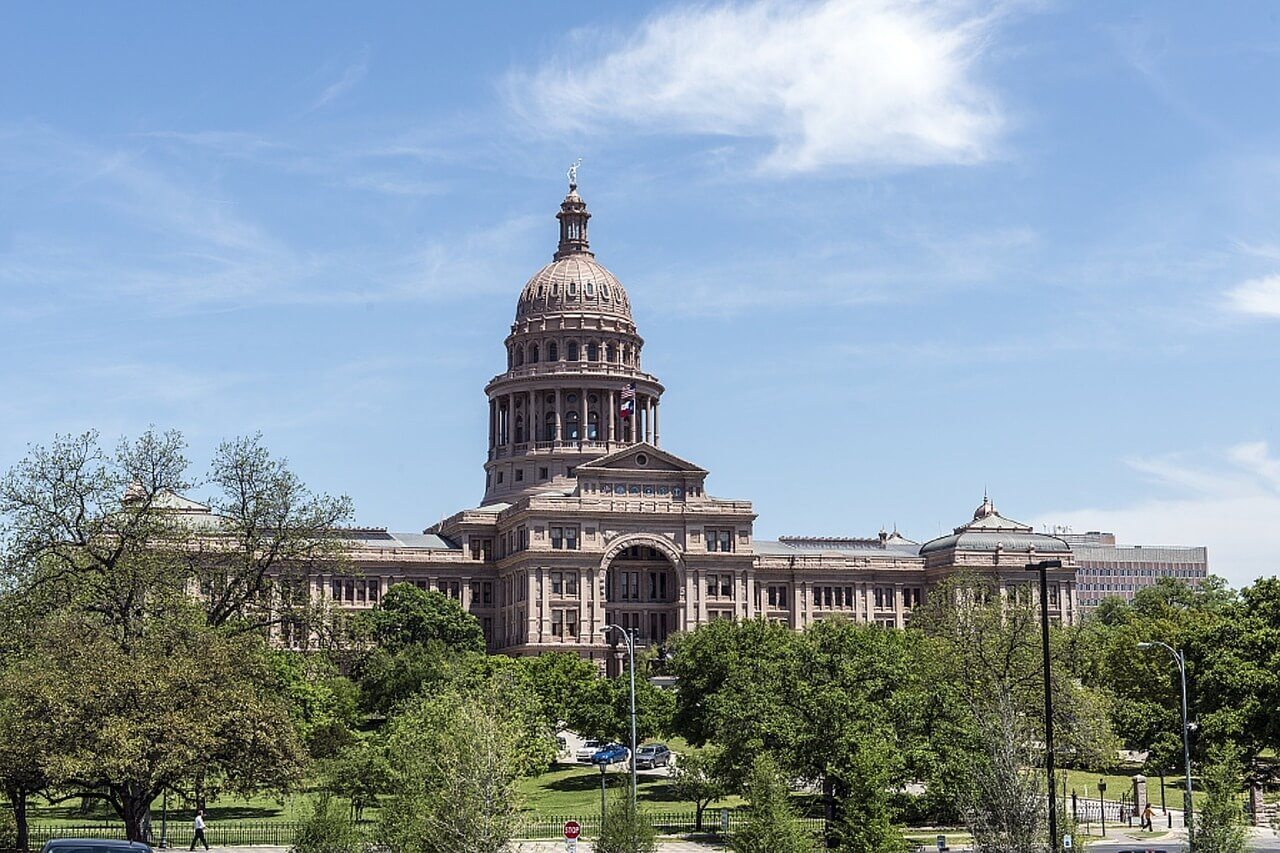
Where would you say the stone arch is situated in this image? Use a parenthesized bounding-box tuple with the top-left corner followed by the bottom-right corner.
(599, 532, 685, 576)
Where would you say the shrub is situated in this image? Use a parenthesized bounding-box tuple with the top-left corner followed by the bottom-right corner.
(594, 791, 657, 853)
(291, 794, 362, 853)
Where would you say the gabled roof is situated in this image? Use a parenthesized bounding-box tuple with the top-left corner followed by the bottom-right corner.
(575, 442, 708, 475)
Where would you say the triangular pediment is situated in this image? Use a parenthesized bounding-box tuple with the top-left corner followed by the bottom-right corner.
(577, 442, 708, 475)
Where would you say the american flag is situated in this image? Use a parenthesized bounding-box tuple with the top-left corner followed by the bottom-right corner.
(619, 383, 636, 418)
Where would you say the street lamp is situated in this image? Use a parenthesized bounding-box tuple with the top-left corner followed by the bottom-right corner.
(1098, 779, 1107, 837)
(1137, 640, 1194, 851)
(1025, 558, 1063, 852)
(602, 624, 639, 810)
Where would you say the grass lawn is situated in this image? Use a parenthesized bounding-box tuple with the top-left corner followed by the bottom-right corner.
(516, 761, 744, 815)
(25, 791, 320, 828)
(1060, 768, 1207, 811)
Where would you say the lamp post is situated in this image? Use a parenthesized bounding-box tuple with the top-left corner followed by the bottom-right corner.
(1137, 640, 1194, 851)
(1026, 558, 1063, 853)
(1099, 779, 1107, 837)
(602, 624, 638, 810)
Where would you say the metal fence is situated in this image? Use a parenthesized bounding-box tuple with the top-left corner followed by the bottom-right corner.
(28, 811, 827, 845)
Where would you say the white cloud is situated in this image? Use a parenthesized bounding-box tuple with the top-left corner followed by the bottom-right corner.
(1032, 442, 1280, 588)
(1225, 273, 1280, 318)
(507, 0, 1005, 174)
(310, 58, 368, 112)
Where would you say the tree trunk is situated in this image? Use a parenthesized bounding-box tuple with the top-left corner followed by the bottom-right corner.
(695, 802, 704, 831)
(6, 785, 30, 852)
(115, 782, 154, 843)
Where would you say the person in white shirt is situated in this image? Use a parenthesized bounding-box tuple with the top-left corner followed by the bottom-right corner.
(189, 809, 209, 851)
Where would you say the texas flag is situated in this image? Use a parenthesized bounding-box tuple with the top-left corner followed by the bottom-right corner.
(620, 383, 636, 419)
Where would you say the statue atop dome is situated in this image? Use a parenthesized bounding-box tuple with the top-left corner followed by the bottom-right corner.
(567, 158, 582, 190)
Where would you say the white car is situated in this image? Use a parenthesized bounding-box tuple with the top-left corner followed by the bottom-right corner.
(575, 739, 604, 763)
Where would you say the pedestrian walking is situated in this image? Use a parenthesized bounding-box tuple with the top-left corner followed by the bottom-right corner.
(1140, 802, 1154, 831)
(189, 809, 209, 851)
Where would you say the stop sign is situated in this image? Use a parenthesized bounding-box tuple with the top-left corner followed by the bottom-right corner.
(564, 820, 581, 840)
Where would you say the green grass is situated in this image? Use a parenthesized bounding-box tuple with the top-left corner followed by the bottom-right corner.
(1060, 768, 1208, 811)
(25, 791, 322, 828)
(516, 761, 744, 815)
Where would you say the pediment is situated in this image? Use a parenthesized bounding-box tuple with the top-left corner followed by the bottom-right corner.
(577, 442, 708, 475)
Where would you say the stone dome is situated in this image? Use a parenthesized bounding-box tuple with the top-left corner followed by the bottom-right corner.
(516, 255, 633, 322)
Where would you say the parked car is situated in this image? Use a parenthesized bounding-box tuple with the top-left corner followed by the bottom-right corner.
(591, 743, 631, 765)
(634, 742, 672, 769)
(575, 739, 604, 762)
(41, 841, 153, 853)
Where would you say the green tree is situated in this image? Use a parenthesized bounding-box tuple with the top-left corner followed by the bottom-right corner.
(730, 754, 817, 853)
(0, 609, 305, 841)
(378, 683, 534, 853)
(291, 793, 362, 853)
(271, 651, 360, 758)
(594, 790, 658, 853)
(322, 736, 392, 821)
(669, 746, 727, 832)
(1196, 744, 1247, 853)
(571, 672, 674, 745)
(363, 583, 484, 654)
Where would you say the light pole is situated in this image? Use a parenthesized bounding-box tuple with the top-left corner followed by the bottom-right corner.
(1137, 640, 1194, 851)
(602, 624, 638, 810)
(1098, 779, 1107, 837)
(1025, 558, 1063, 853)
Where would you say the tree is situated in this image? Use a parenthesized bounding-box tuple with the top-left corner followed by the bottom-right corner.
(669, 747, 727, 832)
(322, 736, 392, 822)
(570, 672, 674, 746)
(378, 684, 533, 853)
(291, 793, 362, 853)
(271, 651, 360, 758)
(1196, 744, 1247, 853)
(363, 583, 484, 654)
(594, 790, 657, 853)
(0, 430, 353, 636)
(729, 754, 817, 853)
(0, 609, 305, 841)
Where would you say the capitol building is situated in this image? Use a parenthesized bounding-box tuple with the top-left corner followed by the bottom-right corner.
(310, 178, 1203, 668)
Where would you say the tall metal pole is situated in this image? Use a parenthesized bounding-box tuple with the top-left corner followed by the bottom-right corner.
(1176, 649, 1194, 851)
(603, 625, 639, 811)
(1027, 560, 1062, 853)
(1138, 641, 1194, 852)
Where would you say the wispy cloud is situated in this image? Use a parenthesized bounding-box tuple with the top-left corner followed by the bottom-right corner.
(1033, 442, 1280, 587)
(310, 56, 369, 112)
(1225, 273, 1280, 318)
(506, 0, 1006, 174)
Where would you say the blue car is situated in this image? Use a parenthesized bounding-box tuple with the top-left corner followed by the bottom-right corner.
(591, 744, 630, 765)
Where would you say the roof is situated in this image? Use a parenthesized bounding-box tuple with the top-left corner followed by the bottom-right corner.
(920, 496, 1070, 556)
(756, 538, 922, 558)
(346, 529, 460, 550)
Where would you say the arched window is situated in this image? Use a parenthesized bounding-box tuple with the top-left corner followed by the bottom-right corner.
(567, 341, 580, 361)
(514, 416, 525, 444)
(529, 344, 539, 363)
(587, 342, 599, 362)
(544, 412, 557, 442)
(587, 410, 599, 440)
(622, 345, 631, 365)
(606, 342, 617, 363)
(514, 345, 524, 367)
(548, 342, 559, 361)
(564, 411, 580, 441)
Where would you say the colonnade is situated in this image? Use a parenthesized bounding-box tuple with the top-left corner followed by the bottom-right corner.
(488, 387, 660, 452)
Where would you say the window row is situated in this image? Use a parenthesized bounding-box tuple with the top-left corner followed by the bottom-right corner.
(705, 573, 735, 599)
(510, 339, 639, 369)
(550, 525, 580, 550)
(582, 482, 688, 499)
(705, 528, 734, 552)
(550, 608, 580, 638)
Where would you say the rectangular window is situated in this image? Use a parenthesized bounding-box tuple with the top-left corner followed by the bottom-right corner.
(539, 467, 549, 480)
(565, 572, 578, 596)
(835, 586, 844, 608)
(721, 575, 732, 598)
(706, 574, 717, 597)
(482, 581, 493, 605)
(565, 526, 579, 550)
(705, 528, 735, 552)
(628, 572, 640, 601)
(551, 527, 563, 549)
(551, 572, 563, 595)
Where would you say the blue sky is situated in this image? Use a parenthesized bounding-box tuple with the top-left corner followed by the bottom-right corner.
(2, 1, 1278, 586)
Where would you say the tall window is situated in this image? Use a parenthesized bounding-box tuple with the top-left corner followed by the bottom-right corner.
(587, 411, 599, 440)
(529, 344, 539, 363)
(549, 342, 559, 361)
(567, 341, 579, 361)
(550, 526, 580, 550)
(514, 346, 524, 366)
(544, 412, 556, 442)
(767, 585, 788, 608)
(606, 342, 617, 362)
(705, 529, 734, 552)
(587, 342, 599, 361)
(565, 411, 580, 440)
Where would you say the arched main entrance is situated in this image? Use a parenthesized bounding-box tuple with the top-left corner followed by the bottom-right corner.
(601, 535, 683, 675)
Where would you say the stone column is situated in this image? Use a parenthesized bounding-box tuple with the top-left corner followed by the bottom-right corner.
(653, 400, 660, 447)
(489, 398, 496, 449)
(554, 388, 562, 444)
(580, 388, 588, 444)
(895, 582, 905, 629)
(525, 571, 537, 646)
(539, 566, 551, 642)
(608, 390, 617, 443)
(578, 567, 589, 645)
(1131, 775, 1148, 816)
(506, 393, 515, 450)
